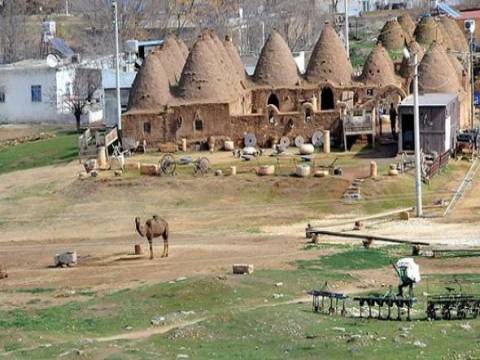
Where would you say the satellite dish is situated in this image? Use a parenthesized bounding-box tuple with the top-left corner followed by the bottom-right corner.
(280, 136, 290, 148)
(312, 131, 324, 147)
(244, 133, 257, 147)
(46, 54, 58, 68)
(294, 135, 305, 148)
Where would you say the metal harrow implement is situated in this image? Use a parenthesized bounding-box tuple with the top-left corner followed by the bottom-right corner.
(426, 294, 480, 320)
(353, 295, 416, 321)
(308, 289, 348, 316)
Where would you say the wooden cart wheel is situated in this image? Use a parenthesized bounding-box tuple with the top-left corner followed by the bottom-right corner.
(193, 157, 210, 176)
(159, 153, 176, 176)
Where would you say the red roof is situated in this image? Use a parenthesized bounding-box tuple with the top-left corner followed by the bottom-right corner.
(458, 9, 480, 20)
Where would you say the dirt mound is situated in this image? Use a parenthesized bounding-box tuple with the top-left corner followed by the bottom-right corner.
(127, 53, 171, 110)
(360, 43, 398, 87)
(418, 42, 461, 93)
(440, 16, 469, 53)
(414, 16, 443, 46)
(306, 22, 352, 86)
(377, 19, 410, 51)
(253, 30, 300, 88)
(224, 35, 247, 82)
(398, 14, 416, 37)
(177, 32, 234, 102)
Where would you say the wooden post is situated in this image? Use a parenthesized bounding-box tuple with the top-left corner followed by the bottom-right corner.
(181, 138, 187, 152)
(230, 166, 237, 176)
(323, 130, 330, 154)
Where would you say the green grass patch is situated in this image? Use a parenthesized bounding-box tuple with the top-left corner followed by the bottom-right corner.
(297, 247, 396, 272)
(15, 288, 55, 295)
(0, 132, 77, 174)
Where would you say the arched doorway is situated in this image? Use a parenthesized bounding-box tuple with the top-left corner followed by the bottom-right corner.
(267, 93, 280, 109)
(321, 87, 334, 110)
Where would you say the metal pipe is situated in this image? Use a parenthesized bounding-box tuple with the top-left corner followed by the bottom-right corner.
(344, 0, 349, 58)
(113, 0, 122, 132)
(471, 32, 475, 128)
(413, 53, 423, 217)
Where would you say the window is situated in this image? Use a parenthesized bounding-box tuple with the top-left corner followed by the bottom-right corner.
(321, 87, 334, 110)
(267, 93, 280, 109)
(31, 85, 42, 102)
(304, 108, 312, 123)
(144, 122, 151, 133)
(0, 89, 5, 103)
(195, 118, 203, 131)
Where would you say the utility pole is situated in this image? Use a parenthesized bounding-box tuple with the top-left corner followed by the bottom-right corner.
(65, 0, 69, 16)
(344, 0, 349, 58)
(413, 53, 423, 217)
(470, 31, 475, 128)
(112, 0, 122, 133)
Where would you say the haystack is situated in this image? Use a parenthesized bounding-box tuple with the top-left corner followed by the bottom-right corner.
(253, 30, 300, 87)
(398, 14, 416, 37)
(377, 19, 410, 51)
(177, 33, 235, 102)
(360, 43, 399, 87)
(306, 22, 352, 86)
(414, 16, 443, 47)
(440, 16, 469, 53)
(418, 42, 462, 93)
(127, 53, 171, 110)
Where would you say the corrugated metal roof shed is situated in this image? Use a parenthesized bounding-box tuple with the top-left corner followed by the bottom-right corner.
(400, 93, 458, 107)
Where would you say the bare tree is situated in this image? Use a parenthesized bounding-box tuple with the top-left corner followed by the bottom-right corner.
(62, 68, 102, 132)
(0, 0, 28, 64)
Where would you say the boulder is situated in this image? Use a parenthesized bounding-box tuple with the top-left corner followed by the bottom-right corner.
(299, 143, 315, 155)
(224, 140, 235, 151)
(233, 264, 254, 275)
(314, 170, 329, 177)
(296, 165, 311, 177)
(256, 165, 275, 176)
(140, 163, 159, 176)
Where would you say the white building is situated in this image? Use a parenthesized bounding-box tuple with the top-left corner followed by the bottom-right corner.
(102, 69, 136, 128)
(0, 59, 102, 124)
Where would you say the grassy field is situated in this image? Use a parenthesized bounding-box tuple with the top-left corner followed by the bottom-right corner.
(1, 245, 480, 359)
(0, 132, 77, 174)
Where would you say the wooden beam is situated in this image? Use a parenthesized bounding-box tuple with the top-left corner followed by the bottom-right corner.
(306, 228, 430, 246)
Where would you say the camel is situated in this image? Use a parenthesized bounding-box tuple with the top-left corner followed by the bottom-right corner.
(135, 215, 169, 259)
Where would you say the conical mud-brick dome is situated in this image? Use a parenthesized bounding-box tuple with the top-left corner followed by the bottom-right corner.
(414, 16, 443, 47)
(156, 35, 187, 85)
(224, 35, 247, 81)
(253, 30, 300, 87)
(128, 52, 171, 110)
(207, 30, 243, 96)
(306, 22, 352, 86)
(361, 43, 398, 87)
(378, 19, 410, 51)
(418, 42, 462, 93)
(176, 37, 189, 59)
(438, 22, 455, 51)
(177, 33, 234, 102)
(440, 16, 469, 53)
(399, 40, 425, 78)
(398, 14, 416, 37)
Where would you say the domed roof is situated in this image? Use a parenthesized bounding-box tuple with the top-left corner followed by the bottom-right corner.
(224, 35, 247, 81)
(253, 30, 300, 87)
(399, 40, 425, 78)
(440, 16, 469, 53)
(438, 21, 455, 51)
(128, 53, 171, 110)
(207, 30, 243, 95)
(305, 22, 352, 86)
(414, 16, 443, 47)
(418, 42, 462, 93)
(155, 36, 187, 85)
(398, 14, 416, 37)
(176, 37, 189, 59)
(448, 52, 465, 84)
(177, 33, 234, 102)
(360, 43, 399, 87)
(378, 19, 410, 51)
